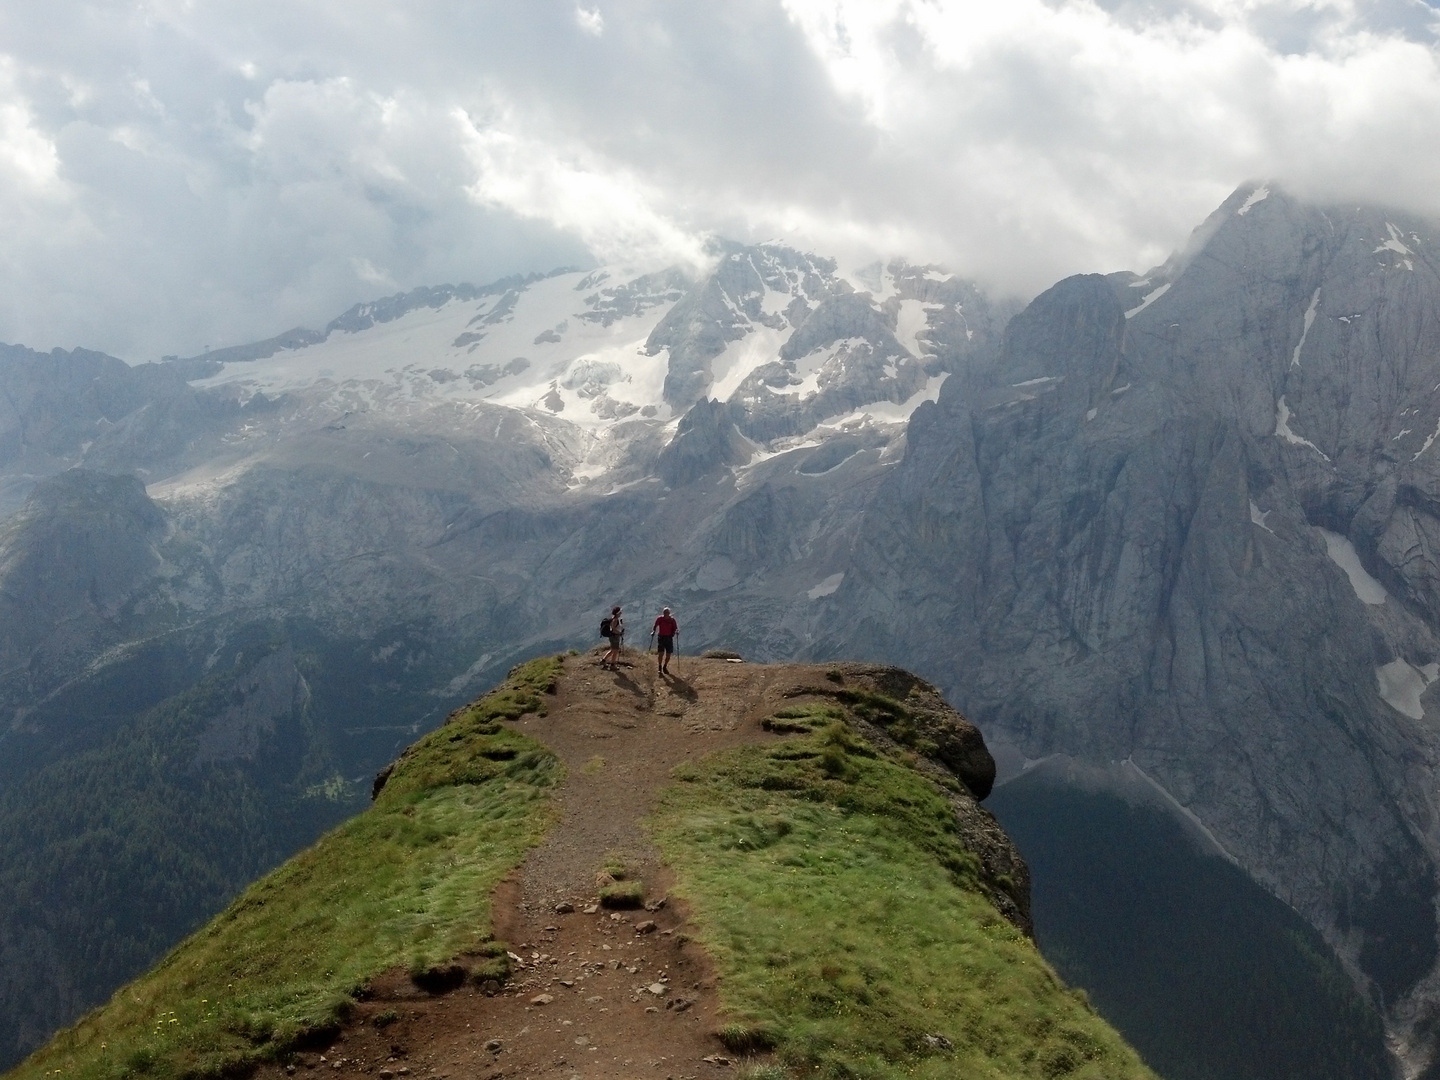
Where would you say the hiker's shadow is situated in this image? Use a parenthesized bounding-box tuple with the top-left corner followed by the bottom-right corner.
(612, 668, 647, 699)
(662, 671, 698, 702)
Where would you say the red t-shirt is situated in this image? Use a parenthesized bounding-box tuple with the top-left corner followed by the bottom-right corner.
(654, 615, 678, 636)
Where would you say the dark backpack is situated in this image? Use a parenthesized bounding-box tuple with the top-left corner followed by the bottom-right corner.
(600, 616, 612, 637)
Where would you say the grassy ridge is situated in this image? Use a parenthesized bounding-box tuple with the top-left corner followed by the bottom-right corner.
(651, 722, 1156, 1080)
(8, 657, 565, 1080)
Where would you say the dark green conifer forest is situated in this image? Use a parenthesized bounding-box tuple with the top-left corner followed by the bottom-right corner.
(989, 776, 1393, 1080)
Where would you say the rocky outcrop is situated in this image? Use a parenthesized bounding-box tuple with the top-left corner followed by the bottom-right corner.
(655, 399, 751, 487)
(814, 663, 997, 800)
(728, 293, 928, 442)
(192, 644, 311, 764)
(0, 471, 173, 695)
(647, 244, 845, 410)
(0, 343, 250, 515)
(0, 345, 140, 466)
(803, 663, 1025, 930)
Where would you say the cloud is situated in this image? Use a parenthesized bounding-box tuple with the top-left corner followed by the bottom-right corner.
(764, 0, 1440, 278)
(0, 0, 1437, 359)
(456, 100, 707, 271)
(575, 6, 605, 36)
(0, 57, 68, 202)
(0, 105, 60, 192)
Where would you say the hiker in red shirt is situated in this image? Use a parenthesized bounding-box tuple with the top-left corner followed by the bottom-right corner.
(652, 607, 679, 675)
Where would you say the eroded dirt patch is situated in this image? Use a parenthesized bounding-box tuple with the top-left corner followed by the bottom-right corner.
(293, 896, 725, 1080)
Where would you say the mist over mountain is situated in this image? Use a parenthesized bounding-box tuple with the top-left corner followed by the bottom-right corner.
(3, 183, 1440, 1078)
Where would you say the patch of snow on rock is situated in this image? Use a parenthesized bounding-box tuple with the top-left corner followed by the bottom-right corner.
(843, 261, 896, 301)
(1250, 501, 1275, 534)
(761, 287, 792, 319)
(822, 374, 949, 428)
(1275, 397, 1330, 460)
(807, 572, 845, 600)
(1374, 224, 1415, 270)
(1291, 289, 1320, 367)
(1125, 283, 1171, 320)
(1414, 417, 1440, 461)
(710, 324, 790, 403)
(894, 299, 934, 358)
(1317, 528, 1387, 604)
(1377, 659, 1437, 720)
(1375, 223, 1415, 256)
(1237, 184, 1270, 215)
(787, 337, 866, 400)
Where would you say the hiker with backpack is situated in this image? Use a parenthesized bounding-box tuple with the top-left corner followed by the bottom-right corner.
(600, 606, 624, 669)
(651, 607, 678, 675)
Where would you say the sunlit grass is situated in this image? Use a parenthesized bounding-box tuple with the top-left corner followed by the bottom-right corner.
(651, 723, 1157, 1080)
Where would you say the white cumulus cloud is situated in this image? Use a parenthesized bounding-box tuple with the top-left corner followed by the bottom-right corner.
(456, 101, 707, 272)
(0, 58, 63, 193)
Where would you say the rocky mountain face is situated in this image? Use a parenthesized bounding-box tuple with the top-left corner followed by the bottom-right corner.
(0, 343, 250, 517)
(4, 188, 1440, 1077)
(836, 185, 1440, 1075)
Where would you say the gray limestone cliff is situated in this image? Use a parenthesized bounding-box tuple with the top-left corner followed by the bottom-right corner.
(832, 185, 1440, 1073)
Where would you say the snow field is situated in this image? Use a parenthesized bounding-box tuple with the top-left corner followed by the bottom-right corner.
(1317, 528, 1386, 605)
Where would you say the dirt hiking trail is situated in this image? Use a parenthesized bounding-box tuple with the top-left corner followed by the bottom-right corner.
(255, 650, 871, 1080)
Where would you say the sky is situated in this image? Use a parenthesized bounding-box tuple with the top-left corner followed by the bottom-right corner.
(1, 0, 1438, 361)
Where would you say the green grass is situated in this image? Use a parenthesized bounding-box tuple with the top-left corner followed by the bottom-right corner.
(650, 722, 1157, 1080)
(798, 687, 940, 758)
(600, 852, 630, 879)
(599, 881, 645, 909)
(761, 704, 845, 734)
(10, 657, 565, 1080)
